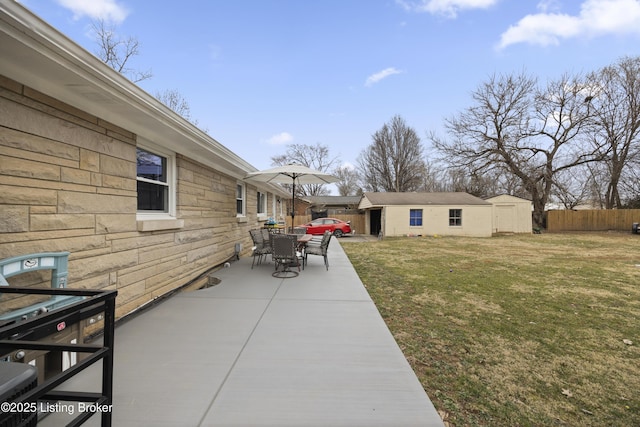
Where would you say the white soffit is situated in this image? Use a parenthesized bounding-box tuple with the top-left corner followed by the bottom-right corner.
(0, 2, 256, 181)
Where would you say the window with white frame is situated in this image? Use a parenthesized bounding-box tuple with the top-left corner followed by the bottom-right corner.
(236, 183, 246, 216)
(449, 209, 462, 226)
(136, 145, 175, 216)
(257, 191, 266, 215)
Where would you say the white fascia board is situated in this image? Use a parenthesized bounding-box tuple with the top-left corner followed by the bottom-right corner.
(0, 1, 256, 180)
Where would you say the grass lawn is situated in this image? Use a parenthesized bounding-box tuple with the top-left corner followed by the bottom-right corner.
(342, 233, 640, 427)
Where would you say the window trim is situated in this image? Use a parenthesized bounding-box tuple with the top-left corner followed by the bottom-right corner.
(136, 141, 177, 221)
(409, 209, 423, 226)
(236, 183, 246, 217)
(449, 208, 462, 227)
(257, 190, 267, 218)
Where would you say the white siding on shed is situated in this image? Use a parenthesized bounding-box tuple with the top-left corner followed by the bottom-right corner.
(383, 205, 493, 237)
(486, 195, 532, 234)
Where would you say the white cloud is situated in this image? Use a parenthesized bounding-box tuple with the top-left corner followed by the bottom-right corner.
(498, 13, 581, 48)
(56, 0, 129, 23)
(536, 0, 561, 13)
(266, 132, 294, 145)
(498, 0, 640, 50)
(397, 0, 499, 18)
(365, 67, 403, 87)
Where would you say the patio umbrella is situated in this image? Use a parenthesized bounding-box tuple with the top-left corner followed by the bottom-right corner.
(245, 164, 339, 228)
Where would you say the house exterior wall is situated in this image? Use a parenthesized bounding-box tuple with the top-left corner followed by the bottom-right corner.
(486, 195, 532, 234)
(382, 205, 493, 237)
(0, 76, 266, 319)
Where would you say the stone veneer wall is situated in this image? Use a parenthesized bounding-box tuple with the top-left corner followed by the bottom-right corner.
(0, 75, 258, 320)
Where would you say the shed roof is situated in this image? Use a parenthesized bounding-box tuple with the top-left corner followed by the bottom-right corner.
(360, 192, 491, 208)
(485, 194, 532, 203)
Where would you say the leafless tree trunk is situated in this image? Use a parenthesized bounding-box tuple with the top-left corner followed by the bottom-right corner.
(431, 71, 599, 228)
(530, 73, 602, 221)
(358, 115, 425, 192)
(587, 56, 640, 208)
(92, 19, 152, 83)
(333, 165, 360, 196)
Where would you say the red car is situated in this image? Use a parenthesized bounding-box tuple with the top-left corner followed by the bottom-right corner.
(302, 218, 352, 237)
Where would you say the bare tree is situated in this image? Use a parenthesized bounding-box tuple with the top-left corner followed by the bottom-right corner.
(620, 155, 640, 206)
(442, 166, 506, 198)
(271, 143, 340, 197)
(431, 71, 599, 227)
(552, 166, 595, 209)
(92, 19, 152, 82)
(587, 56, 640, 208)
(358, 115, 426, 192)
(333, 165, 360, 196)
(155, 89, 192, 118)
(154, 89, 203, 129)
(419, 160, 448, 192)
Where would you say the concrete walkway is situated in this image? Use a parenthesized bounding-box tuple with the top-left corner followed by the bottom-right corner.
(44, 238, 443, 426)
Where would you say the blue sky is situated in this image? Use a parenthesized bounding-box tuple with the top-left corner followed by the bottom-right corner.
(19, 0, 640, 181)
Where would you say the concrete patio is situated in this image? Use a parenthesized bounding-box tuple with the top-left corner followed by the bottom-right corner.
(42, 237, 444, 426)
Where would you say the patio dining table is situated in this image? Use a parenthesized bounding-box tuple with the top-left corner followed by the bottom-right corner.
(294, 234, 313, 245)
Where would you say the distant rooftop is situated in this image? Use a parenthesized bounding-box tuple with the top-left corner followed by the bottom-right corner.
(307, 196, 362, 205)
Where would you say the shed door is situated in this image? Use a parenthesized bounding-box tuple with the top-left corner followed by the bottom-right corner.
(495, 205, 514, 232)
(369, 209, 382, 236)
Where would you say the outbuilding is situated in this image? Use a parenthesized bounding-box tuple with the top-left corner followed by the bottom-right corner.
(485, 194, 533, 234)
(358, 192, 494, 237)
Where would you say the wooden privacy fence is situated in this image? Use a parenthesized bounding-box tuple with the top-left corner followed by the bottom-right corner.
(286, 214, 366, 234)
(547, 209, 640, 232)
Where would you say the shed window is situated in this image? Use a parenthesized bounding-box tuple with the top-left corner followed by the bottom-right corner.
(409, 209, 423, 226)
(449, 209, 462, 226)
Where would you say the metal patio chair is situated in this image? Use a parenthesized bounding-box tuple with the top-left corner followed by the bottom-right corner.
(249, 229, 271, 268)
(304, 231, 332, 270)
(271, 234, 301, 278)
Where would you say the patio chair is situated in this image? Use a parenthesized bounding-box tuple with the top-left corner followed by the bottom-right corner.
(271, 234, 302, 278)
(304, 230, 332, 270)
(249, 229, 272, 269)
(261, 228, 272, 245)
